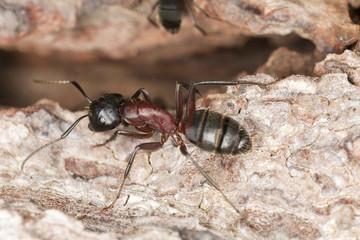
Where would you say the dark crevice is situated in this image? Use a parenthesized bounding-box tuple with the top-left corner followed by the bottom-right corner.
(348, 3, 360, 24)
(0, 35, 315, 109)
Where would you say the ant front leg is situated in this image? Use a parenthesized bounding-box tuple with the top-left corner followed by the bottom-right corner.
(94, 129, 154, 147)
(188, 0, 224, 22)
(131, 88, 154, 103)
(103, 140, 164, 210)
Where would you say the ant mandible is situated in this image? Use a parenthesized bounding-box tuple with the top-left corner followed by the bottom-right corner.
(133, 0, 219, 35)
(21, 79, 279, 213)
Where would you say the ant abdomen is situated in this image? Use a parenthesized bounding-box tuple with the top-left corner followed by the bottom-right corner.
(184, 109, 252, 155)
(158, 0, 183, 33)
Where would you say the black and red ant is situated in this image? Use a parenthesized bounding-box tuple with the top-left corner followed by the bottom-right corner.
(21, 79, 278, 213)
(133, 0, 220, 35)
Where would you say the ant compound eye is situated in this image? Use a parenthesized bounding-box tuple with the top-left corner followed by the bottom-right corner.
(98, 116, 106, 125)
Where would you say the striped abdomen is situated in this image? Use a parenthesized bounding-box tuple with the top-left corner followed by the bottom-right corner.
(159, 0, 183, 33)
(184, 109, 252, 154)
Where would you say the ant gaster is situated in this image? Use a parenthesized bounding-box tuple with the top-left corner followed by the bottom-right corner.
(133, 0, 218, 35)
(21, 79, 278, 213)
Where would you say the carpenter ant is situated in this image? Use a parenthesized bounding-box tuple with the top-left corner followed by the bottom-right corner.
(21, 79, 279, 213)
(133, 0, 219, 35)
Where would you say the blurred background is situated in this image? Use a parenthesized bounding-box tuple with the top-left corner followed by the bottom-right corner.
(0, 0, 358, 110)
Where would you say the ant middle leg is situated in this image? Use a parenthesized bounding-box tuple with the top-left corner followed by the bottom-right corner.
(128, 0, 143, 9)
(103, 141, 163, 210)
(185, 0, 226, 35)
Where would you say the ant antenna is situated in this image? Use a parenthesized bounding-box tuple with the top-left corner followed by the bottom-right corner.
(22, 80, 93, 172)
(21, 115, 88, 172)
(34, 80, 93, 103)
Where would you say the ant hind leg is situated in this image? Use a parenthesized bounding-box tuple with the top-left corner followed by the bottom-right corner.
(183, 0, 207, 35)
(179, 144, 240, 213)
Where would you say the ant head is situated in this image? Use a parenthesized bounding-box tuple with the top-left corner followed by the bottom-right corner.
(21, 81, 125, 172)
(88, 93, 124, 132)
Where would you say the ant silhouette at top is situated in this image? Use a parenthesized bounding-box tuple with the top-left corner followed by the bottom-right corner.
(134, 0, 220, 35)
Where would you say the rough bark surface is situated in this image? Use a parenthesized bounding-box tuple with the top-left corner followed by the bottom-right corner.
(314, 49, 360, 86)
(1, 64, 360, 239)
(1, 1, 360, 239)
(0, 0, 358, 60)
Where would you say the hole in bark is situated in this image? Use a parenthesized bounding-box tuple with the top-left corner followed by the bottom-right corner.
(348, 3, 360, 24)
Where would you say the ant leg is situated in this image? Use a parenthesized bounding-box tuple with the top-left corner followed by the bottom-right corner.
(94, 130, 154, 147)
(183, 0, 207, 35)
(131, 88, 154, 104)
(185, 79, 282, 119)
(147, 1, 160, 28)
(188, 0, 210, 17)
(175, 82, 201, 124)
(188, 0, 223, 22)
(175, 82, 186, 125)
(185, 81, 245, 118)
(103, 141, 163, 210)
(179, 144, 240, 213)
(128, 0, 142, 9)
